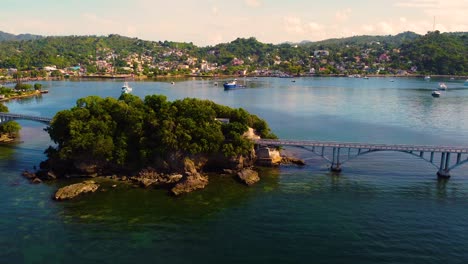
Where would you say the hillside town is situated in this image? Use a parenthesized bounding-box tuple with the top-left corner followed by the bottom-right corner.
(0, 31, 466, 82)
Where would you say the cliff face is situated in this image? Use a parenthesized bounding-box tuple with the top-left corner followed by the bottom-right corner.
(39, 147, 257, 179)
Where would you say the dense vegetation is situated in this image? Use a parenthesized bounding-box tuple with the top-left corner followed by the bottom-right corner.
(0, 103, 21, 139)
(400, 31, 468, 75)
(46, 94, 276, 171)
(0, 30, 466, 75)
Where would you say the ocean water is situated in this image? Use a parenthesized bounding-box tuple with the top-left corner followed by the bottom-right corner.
(1, 77, 468, 263)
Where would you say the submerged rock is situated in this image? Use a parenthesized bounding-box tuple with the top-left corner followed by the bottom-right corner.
(54, 180, 99, 200)
(280, 156, 306, 166)
(171, 173, 209, 196)
(237, 168, 260, 186)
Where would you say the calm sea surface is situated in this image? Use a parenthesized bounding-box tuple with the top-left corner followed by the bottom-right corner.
(1, 77, 468, 263)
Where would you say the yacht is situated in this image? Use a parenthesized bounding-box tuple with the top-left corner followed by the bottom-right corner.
(121, 82, 132, 94)
(438, 83, 447, 90)
(431, 90, 441, 97)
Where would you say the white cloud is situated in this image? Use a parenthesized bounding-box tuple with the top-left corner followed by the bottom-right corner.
(211, 6, 219, 15)
(245, 0, 261, 7)
(362, 24, 375, 32)
(284, 16, 305, 34)
(307, 22, 323, 31)
(377, 22, 395, 34)
(394, 0, 468, 32)
(335, 8, 352, 23)
(395, 0, 437, 8)
(210, 33, 224, 45)
(82, 13, 115, 26)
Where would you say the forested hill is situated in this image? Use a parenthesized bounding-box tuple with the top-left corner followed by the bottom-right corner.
(0, 31, 42, 42)
(0, 30, 466, 76)
(298, 31, 422, 47)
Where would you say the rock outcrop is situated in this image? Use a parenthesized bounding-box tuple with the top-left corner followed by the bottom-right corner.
(130, 167, 183, 188)
(171, 173, 209, 196)
(54, 180, 99, 200)
(280, 156, 306, 166)
(237, 168, 260, 185)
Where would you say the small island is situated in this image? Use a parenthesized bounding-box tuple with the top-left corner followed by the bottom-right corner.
(0, 83, 45, 102)
(29, 93, 294, 199)
(0, 103, 21, 142)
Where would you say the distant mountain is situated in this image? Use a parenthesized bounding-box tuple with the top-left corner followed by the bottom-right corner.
(0, 31, 43, 41)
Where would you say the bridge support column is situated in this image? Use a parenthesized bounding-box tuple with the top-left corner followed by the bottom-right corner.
(437, 152, 451, 179)
(330, 147, 342, 173)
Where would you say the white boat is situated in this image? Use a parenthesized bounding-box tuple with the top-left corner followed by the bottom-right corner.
(431, 91, 441, 97)
(438, 83, 447, 90)
(424, 76, 431, 81)
(121, 82, 132, 94)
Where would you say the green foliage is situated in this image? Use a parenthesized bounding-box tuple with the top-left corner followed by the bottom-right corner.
(1, 31, 464, 75)
(47, 94, 276, 169)
(400, 31, 468, 75)
(34, 83, 42, 90)
(0, 103, 8, 112)
(0, 121, 21, 137)
(14, 83, 33, 91)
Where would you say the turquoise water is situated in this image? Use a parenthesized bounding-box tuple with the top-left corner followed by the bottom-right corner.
(1, 77, 468, 263)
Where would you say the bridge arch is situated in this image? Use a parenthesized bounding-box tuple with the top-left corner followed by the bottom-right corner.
(340, 149, 440, 169)
(256, 139, 468, 178)
(297, 146, 440, 169)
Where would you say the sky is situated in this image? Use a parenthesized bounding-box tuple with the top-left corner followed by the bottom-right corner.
(1, 0, 467, 46)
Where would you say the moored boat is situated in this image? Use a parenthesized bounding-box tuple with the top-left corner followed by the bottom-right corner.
(438, 83, 447, 90)
(431, 90, 441, 97)
(223, 80, 246, 90)
(121, 82, 132, 94)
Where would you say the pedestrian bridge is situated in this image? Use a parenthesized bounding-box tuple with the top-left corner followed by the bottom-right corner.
(255, 139, 468, 178)
(0, 112, 52, 124)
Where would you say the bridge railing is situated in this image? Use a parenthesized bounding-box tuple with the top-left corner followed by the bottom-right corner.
(255, 139, 468, 153)
(0, 112, 52, 124)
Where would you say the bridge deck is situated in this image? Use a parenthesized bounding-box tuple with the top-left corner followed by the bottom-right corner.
(256, 139, 468, 153)
(0, 112, 52, 123)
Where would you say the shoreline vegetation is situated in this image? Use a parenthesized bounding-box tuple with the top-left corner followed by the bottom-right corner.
(17, 93, 304, 200)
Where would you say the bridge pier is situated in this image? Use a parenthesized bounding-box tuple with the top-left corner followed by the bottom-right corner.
(437, 170, 450, 179)
(330, 147, 342, 173)
(437, 152, 451, 179)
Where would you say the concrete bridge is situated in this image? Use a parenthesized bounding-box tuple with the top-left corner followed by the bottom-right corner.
(0, 112, 52, 124)
(2, 112, 467, 178)
(255, 139, 468, 178)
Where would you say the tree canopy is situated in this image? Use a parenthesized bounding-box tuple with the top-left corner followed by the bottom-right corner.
(0, 31, 466, 75)
(46, 94, 276, 170)
(0, 103, 21, 138)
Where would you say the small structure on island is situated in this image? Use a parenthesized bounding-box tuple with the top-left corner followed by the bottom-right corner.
(255, 146, 282, 166)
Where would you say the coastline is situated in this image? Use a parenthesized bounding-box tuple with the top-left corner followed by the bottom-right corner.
(2, 73, 467, 84)
(75, 73, 468, 80)
(0, 90, 42, 103)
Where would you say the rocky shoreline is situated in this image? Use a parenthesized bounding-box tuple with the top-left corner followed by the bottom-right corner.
(22, 146, 304, 201)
